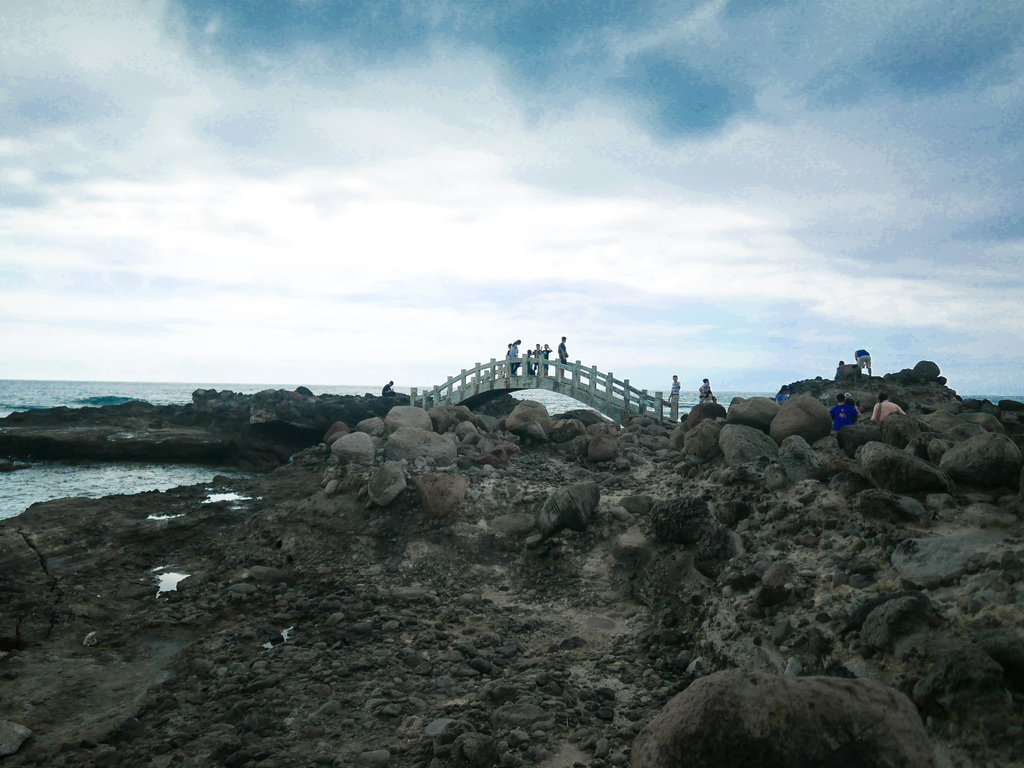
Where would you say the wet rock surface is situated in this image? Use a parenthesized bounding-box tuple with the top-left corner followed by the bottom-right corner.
(1, 374, 1023, 767)
(0, 389, 406, 470)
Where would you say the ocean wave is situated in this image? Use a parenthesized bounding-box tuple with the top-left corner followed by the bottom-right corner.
(72, 396, 139, 407)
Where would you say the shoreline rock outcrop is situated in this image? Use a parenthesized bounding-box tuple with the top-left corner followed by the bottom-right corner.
(1, 363, 1022, 767)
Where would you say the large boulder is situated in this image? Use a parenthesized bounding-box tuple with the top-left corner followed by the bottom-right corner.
(853, 489, 930, 524)
(770, 396, 832, 446)
(0, 721, 32, 758)
(879, 413, 924, 449)
(862, 595, 932, 653)
(860, 442, 952, 494)
(650, 496, 712, 544)
(922, 410, 960, 432)
(939, 433, 1022, 488)
(587, 434, 619, 462)
(957, 411, 1005, 434)
(630, 671, 935, 768)
(686, 401, 726, 429)
(427, 406, 456, 434)
(505, 400, 552, 442)
(719, 424, 779, 466)
(356, 416, 386, 437)
(536, 483, 600, 539)
(383, 427, 457, 466)
(836, 423, 883, 457)
(412, 473, 469, 518)
(323, 421, 350, 445)
(668, 423, 687, 452)
(367, 461, 407, 507)
(384, 405, 432, 434)
(549, 418, 587, 444)
(330, 431, 377, 464)
(726, 397, 779, 434)
(684, 419, 722, 463)
(779, 435, 826, 483)
(912, 360, 941, 381)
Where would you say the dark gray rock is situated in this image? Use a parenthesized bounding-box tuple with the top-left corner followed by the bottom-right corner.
(631, 671, 936, 768)
(537, 483, 600, 539)
(836, 423, 883, 458)
(938, 432, 1022, 488)
(853, 489, 930, 524)
(860, 442, 952, 494)
(719, 423, 779, 466)
(779, 435, 827, 483)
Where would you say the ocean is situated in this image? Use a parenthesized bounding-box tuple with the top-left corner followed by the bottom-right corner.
(2, 379, 1019, 521)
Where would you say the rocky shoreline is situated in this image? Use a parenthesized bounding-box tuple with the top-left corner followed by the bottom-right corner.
(1, 361, 1023, 767)
(0, 388, 409, 470)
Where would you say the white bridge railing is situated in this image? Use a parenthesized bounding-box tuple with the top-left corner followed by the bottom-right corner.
(410, 358, 671, 423)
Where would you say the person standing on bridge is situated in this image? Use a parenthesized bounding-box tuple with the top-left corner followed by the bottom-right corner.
(542, 344, 552, 375)
(504, 343, 514, 377)
(558, 337, 568, 366)
(670, 375, 681, 421)
(510, 340, 522, 375)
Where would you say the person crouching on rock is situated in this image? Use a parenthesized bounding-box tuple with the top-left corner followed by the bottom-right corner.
(871, 392, 905, 421)
(382, 381, 396, 397)
(856, 348, 872, 376)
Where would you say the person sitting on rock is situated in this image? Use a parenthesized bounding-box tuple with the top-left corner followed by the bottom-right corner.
(871, 392, 906, 421)
(775, 386, 790, 404)
(381, 381, 396, 398)
(856, 349, 872, 376)
(698, 378, 717, 404)
(829, 393, 858, 431)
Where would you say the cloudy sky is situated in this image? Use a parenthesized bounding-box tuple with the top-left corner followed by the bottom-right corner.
(2, 0, 1022, 395)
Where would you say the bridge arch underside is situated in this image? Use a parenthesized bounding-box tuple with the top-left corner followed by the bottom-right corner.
(451, 377, 615, 420)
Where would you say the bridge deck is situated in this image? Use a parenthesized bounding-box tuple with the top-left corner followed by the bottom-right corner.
(412, 358, 673, 423)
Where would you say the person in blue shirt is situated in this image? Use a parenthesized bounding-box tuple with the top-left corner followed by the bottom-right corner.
(775, 386, 790, 403)
(855, 349, 872, 376)
(829, 393, 858, 431)
(670, 375, 681, 421)
(510, 340, 521, 375)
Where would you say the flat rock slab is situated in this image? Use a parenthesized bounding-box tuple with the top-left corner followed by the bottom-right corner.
(891, 531, 1008, 582)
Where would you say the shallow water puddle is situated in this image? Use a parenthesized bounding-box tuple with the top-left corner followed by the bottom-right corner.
(152, 566, 190, 594)
(262, 625, 295, 649)
(203, 492, 251, 508)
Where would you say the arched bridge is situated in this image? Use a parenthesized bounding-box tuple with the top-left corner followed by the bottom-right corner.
(411, 357, 672, 424)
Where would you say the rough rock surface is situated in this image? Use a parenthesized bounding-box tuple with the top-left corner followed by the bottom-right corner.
(719, 424, 779, 466)
(384, 405, 433, 434)
(630, 671, 936, 768)
(769, 396, 832, 446)
(939, 432, 1022, 488)
(1, 365, 1021, 768)
(859, 442, 952, 494)
(383, 427, 457, 465)
(725, 397, 779, 434)
(505, 401, 552, 442)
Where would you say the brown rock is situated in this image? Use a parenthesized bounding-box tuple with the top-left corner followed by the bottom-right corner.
(631, 671, 936, 768)
(412, 473, 469, 519)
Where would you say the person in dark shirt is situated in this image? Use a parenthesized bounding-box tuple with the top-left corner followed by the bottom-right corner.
(829, 393, 858, 431)
(382, 381, 396, 397)
(558, 336, 568, 365)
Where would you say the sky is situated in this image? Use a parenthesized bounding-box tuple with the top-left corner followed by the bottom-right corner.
(1, 0, 1023, 395)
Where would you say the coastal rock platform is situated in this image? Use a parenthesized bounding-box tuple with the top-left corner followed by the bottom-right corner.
(1, 366, 1022, 767)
